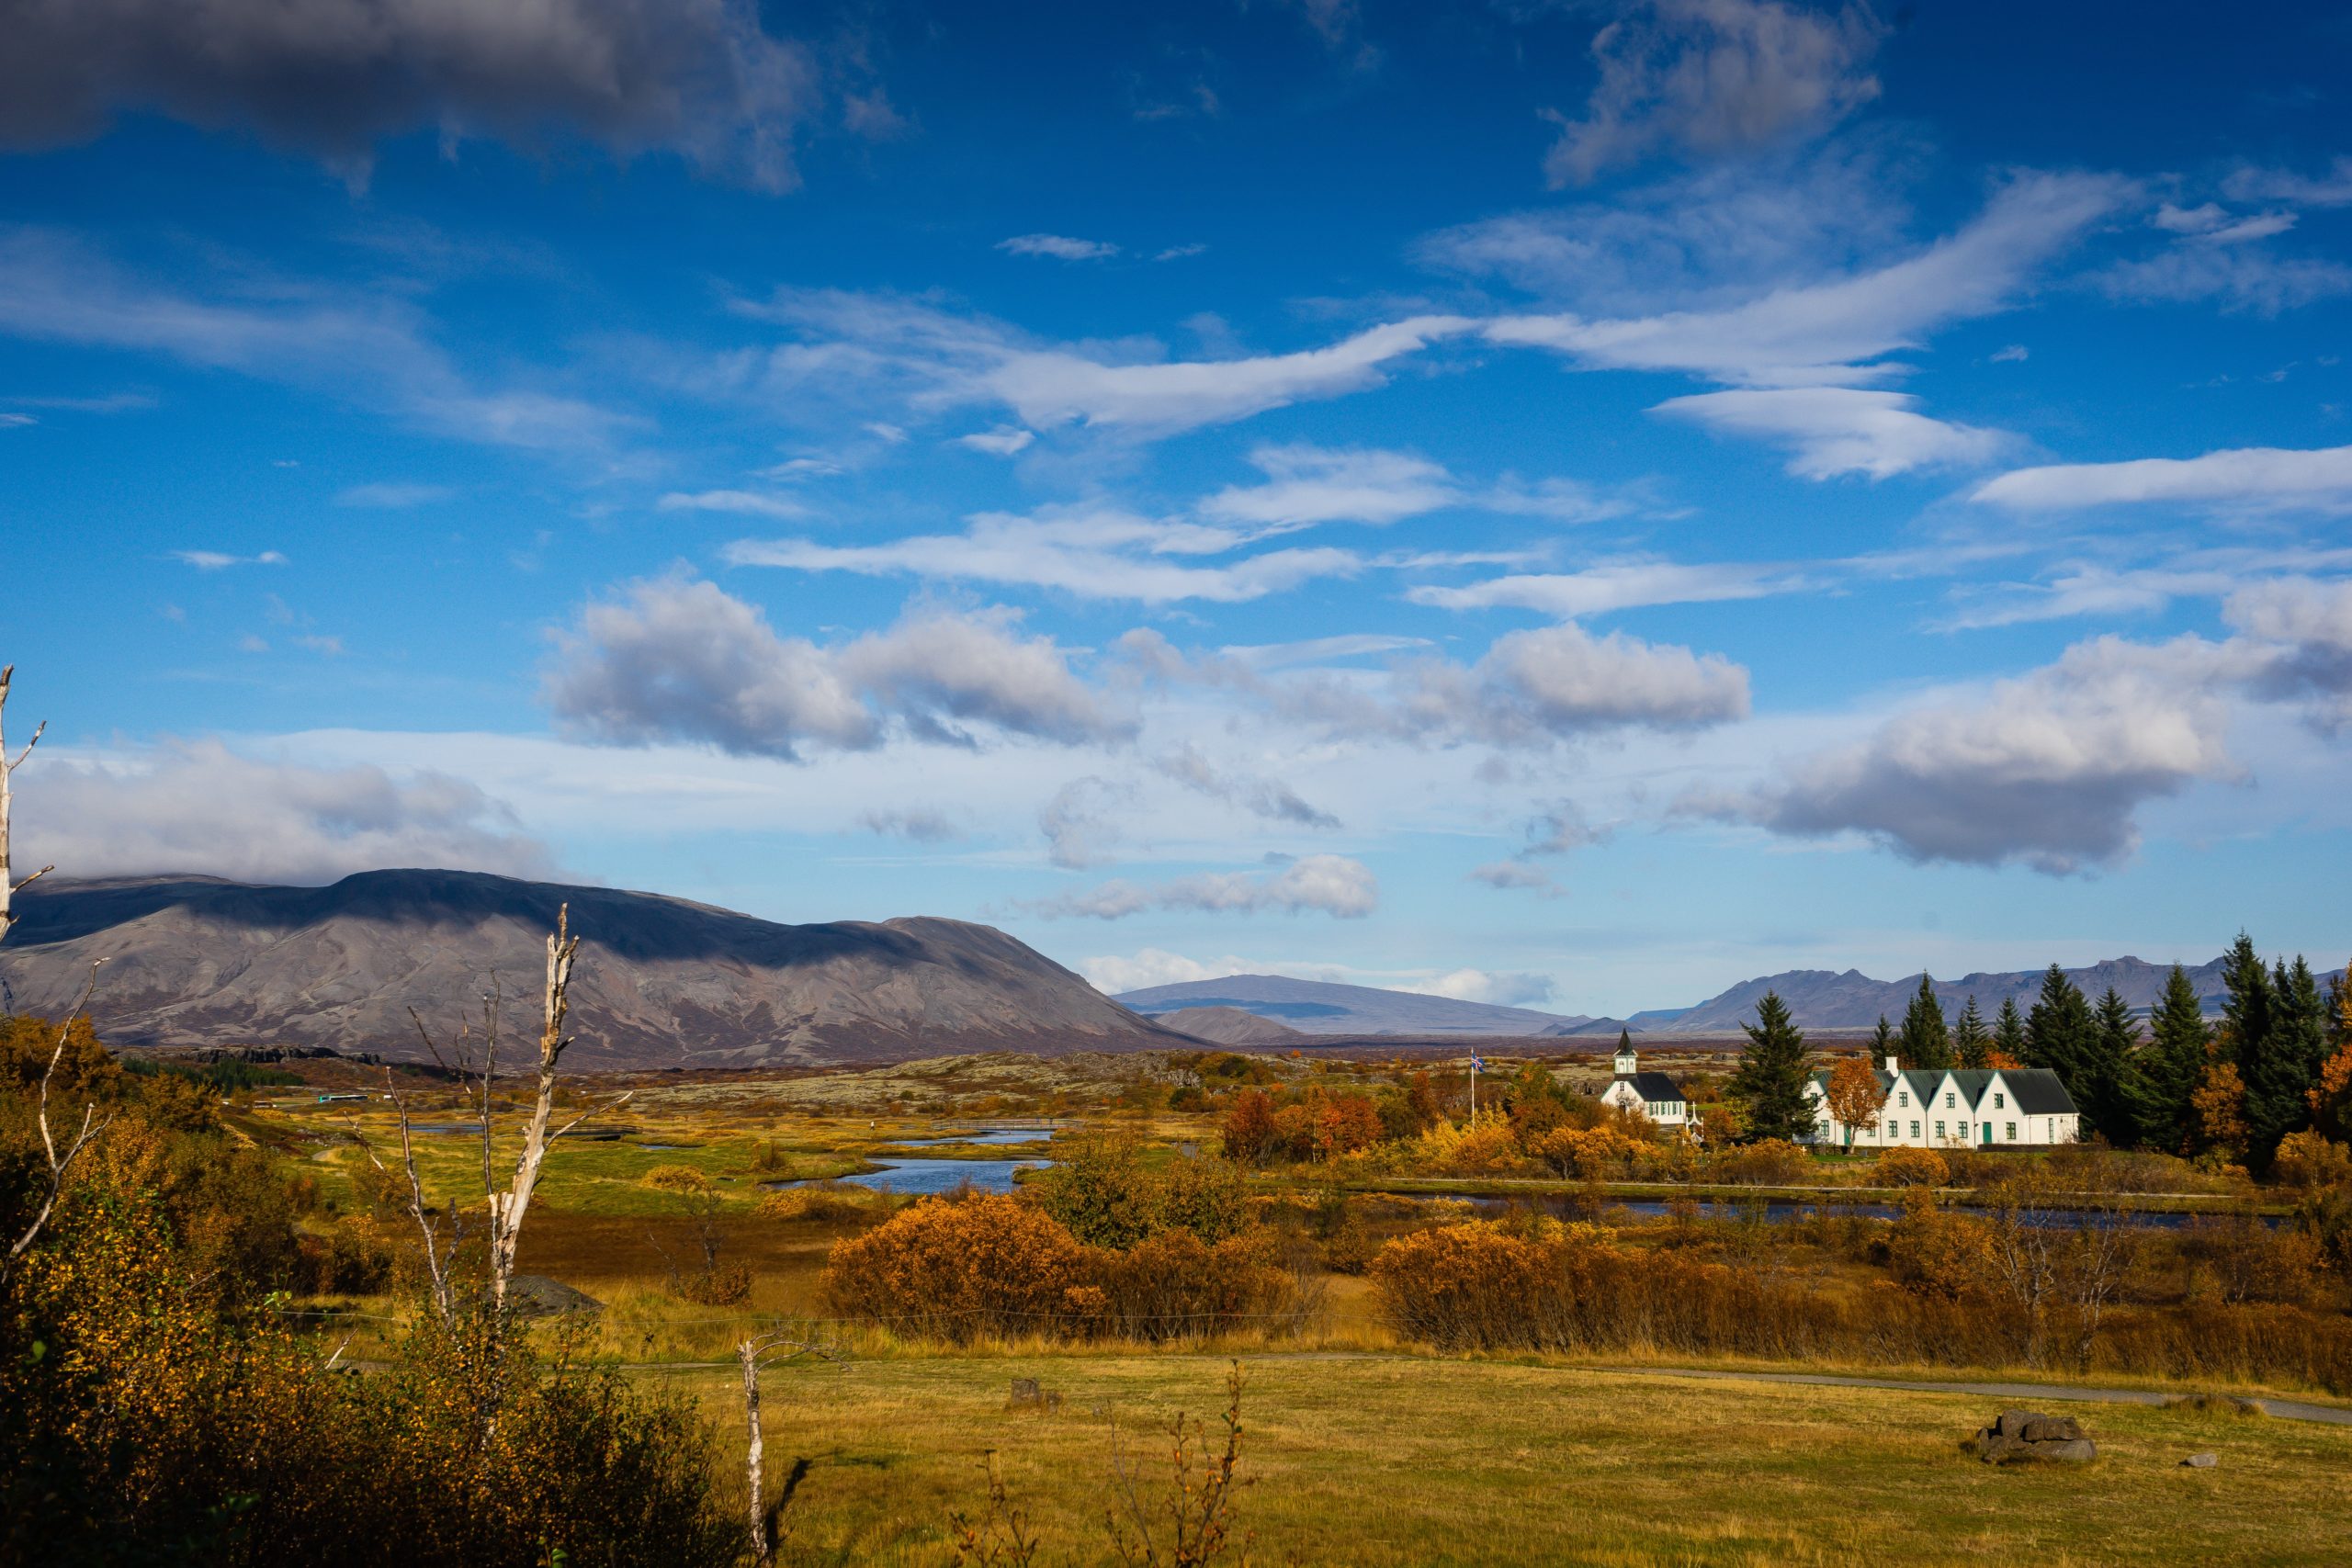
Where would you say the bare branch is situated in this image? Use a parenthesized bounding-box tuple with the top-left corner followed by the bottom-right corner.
(483, 903, 582, 1314)
(551, 1089, 634, 1144)
(4, 962, 114, 1273)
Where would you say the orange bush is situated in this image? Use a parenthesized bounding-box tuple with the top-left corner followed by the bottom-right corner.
(1874, 1146, 1951, 1188)
(823, 1193, 1091, 1342)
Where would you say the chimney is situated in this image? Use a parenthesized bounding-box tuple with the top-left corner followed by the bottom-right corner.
(1883, 1055, 1899, 1074)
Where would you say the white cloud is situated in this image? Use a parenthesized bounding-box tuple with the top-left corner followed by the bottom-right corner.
(1687, 635, 2256, 873)
(2222, 157, 2352, 209)
(1972, 443, 2352, 516)
(1199, 444, 1459, 530)
(741, 288, 1472, 440)
(1406, 967, 1557, 1007)
(1028, 853, 1379, 920)
(1544, 0, 1887, 186)
(1652, 386, 2011, 479)
(0, 0, 819, 194)
(1387, 620, 1752, 743)
(0, 226, 628, 451)
(1038, 776, 1130, 869)
(998, 234, 1120, 261)
(2094, 243, 2352, 314)
(1485, 171, 2127, 388)
(957, 425, 1035, 456)
(724, 506, 1363, 604)
(172, 548, 287, 570)
(17, 739, 557, 885)
(2226, 577, 2352, 733)
(656, 489, 812, 520)
(542, 576, 1126, 760)
(1408, 558, 1806, 616)
(858, 807, 960, 842)
(1154, 743, 1340, 829)
(1074, 948, 1244, 994)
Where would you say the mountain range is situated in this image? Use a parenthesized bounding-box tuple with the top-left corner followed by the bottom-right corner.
(1114, 973, 1599, 1037)
(0, 872, 1184, 1068)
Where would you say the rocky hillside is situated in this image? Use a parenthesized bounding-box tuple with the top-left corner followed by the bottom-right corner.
(0, 871, 1188, 1068)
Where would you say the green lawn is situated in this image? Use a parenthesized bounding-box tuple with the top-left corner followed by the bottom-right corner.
(658, 1351, 2352, 1566)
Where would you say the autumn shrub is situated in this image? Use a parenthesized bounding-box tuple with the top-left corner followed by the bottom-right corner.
(2182, 1213, 2330, 1306)
(1096, 1229, 1295, 1341)
(1874, 1146, 1951, 1188)
(823, 1193, 1092, 1341)
(2271, 1130, 2352, 1190)
(1881, 1190, 1993, 1299)
(758, 1180, 888, 1225)
(1711, 1139, 1809, 1186)
(643, 1163, 712, 1193)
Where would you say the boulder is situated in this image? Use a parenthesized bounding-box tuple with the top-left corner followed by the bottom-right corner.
(2182, 1453, 2218, 1469)
(1968, 1409, 2095, 1465)
(507, 1275, 604, 1318)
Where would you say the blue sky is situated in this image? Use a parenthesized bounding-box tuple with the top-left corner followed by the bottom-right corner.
(4, 0, 2350, 1017)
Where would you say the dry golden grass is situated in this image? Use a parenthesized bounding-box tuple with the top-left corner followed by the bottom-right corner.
(653, 1351, 2352, 1566)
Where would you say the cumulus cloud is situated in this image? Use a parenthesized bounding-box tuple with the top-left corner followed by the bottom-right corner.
(1027, 854, 1379, 920)
(1407, 967, 1557, 1008)
(1652, 387, 2011, 479)
(17, 740, 557, 885)
(1074, 948, 1245, 995)
(0, 0, 819, 193)
(1386, 622, 1751, 744)
(1468, 861, 1563, 897)
(1154, 743, 1340, 829)
(1972, 443, 2352, 516)
(542, 576, 1126, 760)
(2226, 577, 2352, 733)
(998, 234, 1120, 261)
(1687, 636, 2253, 873)
(1544, 0, 1888, 186)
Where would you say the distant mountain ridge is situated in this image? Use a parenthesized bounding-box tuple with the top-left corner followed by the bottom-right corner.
(1118, 955, 2345, 1041)
(1115, 973, 1593, 1037)
(0, 871, 1186, 1067)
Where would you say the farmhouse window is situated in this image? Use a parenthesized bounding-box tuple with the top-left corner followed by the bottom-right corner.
(1885, 1122, 1897, 1140)
(1897, 1092, 1908, 1108)
(1935, 1121, 1945, 1140)
(1994, 1093, 2005, 1110)
(1910, 1121, 1920, 1139)
(2006, 1122, 2017, 1141)
(1945, 1092, 1955, 1109)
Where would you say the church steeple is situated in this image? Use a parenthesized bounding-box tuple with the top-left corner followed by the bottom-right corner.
(1613, 1026, 1636, 1078)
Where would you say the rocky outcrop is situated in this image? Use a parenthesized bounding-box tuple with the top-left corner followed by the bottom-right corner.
(1963, 1409, 2097, 1464)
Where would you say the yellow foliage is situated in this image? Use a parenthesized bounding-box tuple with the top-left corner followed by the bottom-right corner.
(1874, 1146, 1951, 1188)
(642, 1163, 713, 1193)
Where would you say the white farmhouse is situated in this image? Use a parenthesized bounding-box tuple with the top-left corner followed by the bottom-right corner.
(1598, 1037, 1690, 1129)
(1803, 1055, 2080, 1149)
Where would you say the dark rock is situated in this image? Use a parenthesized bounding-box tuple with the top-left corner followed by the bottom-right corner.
(2182, 1453, 2218, 1469)
(2030, 1438, 2098, 1464)
(1994, 1409, 2035, 1437)
(507, 1275, 604, 1318)
(2020, 1416, 2082, 1442)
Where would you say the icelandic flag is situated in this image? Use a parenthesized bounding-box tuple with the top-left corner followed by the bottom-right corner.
(1469, 1054, 1486, 1072)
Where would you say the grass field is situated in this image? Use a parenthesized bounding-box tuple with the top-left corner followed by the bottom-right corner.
(653, 1352, 2352, 1566)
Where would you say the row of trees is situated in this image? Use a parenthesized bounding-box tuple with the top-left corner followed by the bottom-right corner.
(1728, 941, 2352, 1171)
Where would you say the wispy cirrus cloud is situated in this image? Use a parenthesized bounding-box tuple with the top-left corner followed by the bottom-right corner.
(998, 234, 1120, 261)
(1407, 558, 1808, 616)
(1651, 387, 2011, 479)
(171, 548, 287, 570)
(1972, 443, 2352, 516)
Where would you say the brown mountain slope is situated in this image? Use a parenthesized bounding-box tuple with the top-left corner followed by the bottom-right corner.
(0, 870, 1186, 1068)
(1151, 1005, 1308, 1048)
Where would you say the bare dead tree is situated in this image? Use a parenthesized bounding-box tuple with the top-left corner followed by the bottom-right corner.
(1, 667, 109, 1278)
(5, 963, 112, 1276)
(0, 664, 53, 948)
(737, 1325, 842, 1567)
(346, 1070, 459, 1325)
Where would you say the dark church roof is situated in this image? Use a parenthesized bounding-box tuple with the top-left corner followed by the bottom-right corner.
(1616, 1070, 1685, 1104)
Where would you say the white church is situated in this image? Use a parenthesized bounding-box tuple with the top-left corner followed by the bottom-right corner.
(1598, 1038, 1691, 1129)
(1803, 1055, 2081, 1149)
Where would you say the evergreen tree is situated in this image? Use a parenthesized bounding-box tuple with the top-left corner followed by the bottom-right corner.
(2127, 963, 2210, 1154)
(2025, 963, 2095, 1107)
(1993, 995, 2028, 1065)
(2086, 986, 2139, 1146)
(2247, 954, 2330, 1166)
(1728, 990, 1815, 1144)
(2218, 932, 2273, 1068)
(1953, 996, 1991, 1070)
(1870, 1014, 1894, 1066)
(1897, 975, 1952, 1071)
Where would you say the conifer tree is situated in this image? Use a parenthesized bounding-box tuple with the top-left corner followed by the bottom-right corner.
(1728, 990, 1815, 1144)
(2086, 986, 2139, 1146)
(2025, 964, 2095, 1105)
(2129, 963, 2210, 1154)
(1897, 976, 1952, 1071)
(2218, 932, 2273, 1069)
(1953, 996, 1990, 1070)
(2248, 954, 2329, 1166)
(1992, 995, 2028, 1066)
(1870, 1014, 1894, 1066)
